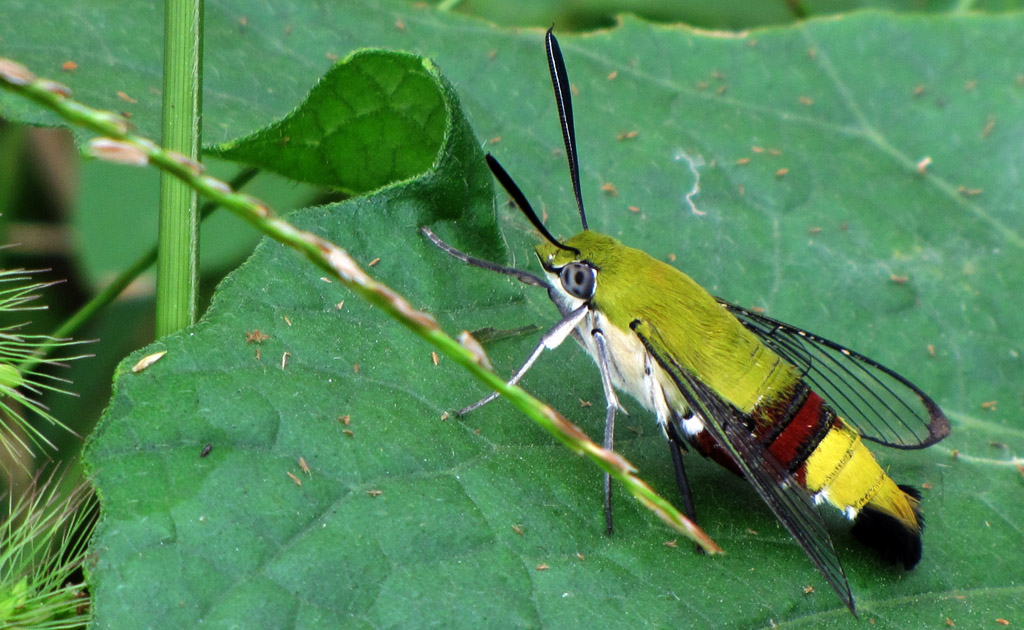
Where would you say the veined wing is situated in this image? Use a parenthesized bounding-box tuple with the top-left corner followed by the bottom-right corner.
(631, 318, 857, 616)
(720, 301, 950, 450)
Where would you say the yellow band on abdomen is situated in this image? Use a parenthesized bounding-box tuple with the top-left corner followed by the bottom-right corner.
(804, 425, 886, 513)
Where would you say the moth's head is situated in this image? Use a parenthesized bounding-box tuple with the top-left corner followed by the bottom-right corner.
(535, 231, 623, 305)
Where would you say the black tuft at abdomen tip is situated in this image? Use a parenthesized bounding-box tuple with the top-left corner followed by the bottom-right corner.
(851, 484, 924, 570)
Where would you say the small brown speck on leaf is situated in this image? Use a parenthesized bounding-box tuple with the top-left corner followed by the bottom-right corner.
(116, 91, 137, 103)
(982, 116, 996, 138)
(366, 489, 383, 497)
(62, 61, 78, 72)
(287, 472, 302, 486)
(663, 539, 678, 548)
(132, 351, 167, 373)
(246, 330, 270, 343)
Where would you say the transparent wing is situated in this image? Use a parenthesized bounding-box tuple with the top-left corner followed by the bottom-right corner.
(719, 301, 950, 450)
(632, 319, 856, 615)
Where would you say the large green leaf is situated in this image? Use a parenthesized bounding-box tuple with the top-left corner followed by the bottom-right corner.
(4, 2, 1022, 628)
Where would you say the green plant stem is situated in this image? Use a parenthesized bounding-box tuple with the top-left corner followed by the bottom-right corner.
(156, 0, 204, 337)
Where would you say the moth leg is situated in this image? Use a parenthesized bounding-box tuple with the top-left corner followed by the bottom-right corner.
(458, 304, 588, 416)
(665, 421, 698, 524)
(420, 226, 549, 288)
(592, 326, 626, 535)
(645, 352, 702, 546)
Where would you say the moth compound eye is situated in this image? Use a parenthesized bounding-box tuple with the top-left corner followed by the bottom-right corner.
(559, 263, 595, 299)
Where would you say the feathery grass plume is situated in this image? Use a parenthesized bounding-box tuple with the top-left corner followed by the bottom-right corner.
(0, 469, 95, 628)
(0, 269, 91, 464)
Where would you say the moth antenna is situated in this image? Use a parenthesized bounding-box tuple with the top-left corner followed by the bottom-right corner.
(545, 27, 588, 231)
(485, 154, 580, 256)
